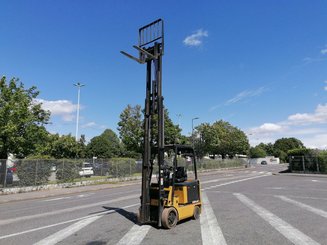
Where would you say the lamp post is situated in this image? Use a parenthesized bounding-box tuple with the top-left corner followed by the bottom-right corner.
(192, 117, 199, 147)
(74, 82, 85, 141)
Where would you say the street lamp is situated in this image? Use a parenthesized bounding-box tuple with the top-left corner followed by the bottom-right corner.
(74, 82, 85, 141)
(192, 117, 199, 147)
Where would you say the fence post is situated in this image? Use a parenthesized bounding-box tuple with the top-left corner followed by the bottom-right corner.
(130, 160, 132, 176)
(116, 161, 118, 178)
(35, 160, 38, 186)
(62, 159, 65, 181)
(302, 156, 305, 173)
(316, 156, 320, 173)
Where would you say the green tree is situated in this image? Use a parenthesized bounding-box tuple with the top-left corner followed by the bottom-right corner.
(274, 137, 304, 162)
(249, 146, 267, 158)
(49, 134, 85, 159)
(117, 105, 143, 156)
(87, 129, 121, 158)
(32, 133, 87, 159)
(0, 77, 50, 184)
(150, 108, 183, 145)
(257, 142, 274, 156)
(195, 120, 249, 159)
(117, 105, 182, 156)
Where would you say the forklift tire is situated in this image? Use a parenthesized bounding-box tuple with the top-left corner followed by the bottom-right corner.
(161, 207, 178, 229)
(193, 206, 201, 220)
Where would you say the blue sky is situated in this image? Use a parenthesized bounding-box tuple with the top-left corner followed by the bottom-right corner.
(1, 0, 327, 148)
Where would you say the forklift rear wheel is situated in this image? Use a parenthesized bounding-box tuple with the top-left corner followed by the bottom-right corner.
(193, 206, 201, 220)
(162, 207, 178, 229)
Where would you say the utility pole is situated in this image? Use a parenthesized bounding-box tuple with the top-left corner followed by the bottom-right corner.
(74, 82, 85, 141)
(192, 117, 199, 147)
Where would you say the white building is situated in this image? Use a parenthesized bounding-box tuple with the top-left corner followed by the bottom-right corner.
(249, 156, 280, 165)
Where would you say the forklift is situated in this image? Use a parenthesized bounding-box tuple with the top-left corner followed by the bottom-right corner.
(121, 19, 202, 229)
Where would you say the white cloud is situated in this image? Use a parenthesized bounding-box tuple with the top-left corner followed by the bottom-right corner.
(250, 123, 283, 134)
(82, 122, 107, 130)
(321, 45, 327, 55)
(82, 122, 97, 128)
(225, 87, 267, 105)
(248, 104, 327, 148)
(287, 104, 327, 125)
(35, 99, 77, 122)
(183, 29, 208, 47)
(301, 134, 327, 149)
(302, 57, 327, 65)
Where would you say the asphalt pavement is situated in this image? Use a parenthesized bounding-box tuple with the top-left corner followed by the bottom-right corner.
(0, 164, 326, 245)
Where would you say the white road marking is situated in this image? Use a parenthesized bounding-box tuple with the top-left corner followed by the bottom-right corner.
(34, 215, 101, 245)
(0, 194, 139, 226)
(278, 195, 327, 219)
(234, 193, 320, 245)
(77, 192, 95, 198)
(200, 192, 227, 245)
(312, 180, 318, 182)
(266, 187, 286, 190)
(116, 224, 151, 245)
(202, 174, 270, 190)
(43, 197, 71, 202)
(201, 173, 259, 184)
(0, 203, 138, 240)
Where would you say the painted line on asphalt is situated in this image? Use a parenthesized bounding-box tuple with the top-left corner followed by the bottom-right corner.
(34, 215, 101, 245)
(0, 203, 138, 241)
(200, 192, 227, 245)
(0, 194, 139, 226)
(202, 174, 270, 190)
(43, 197, 72, 202)
(278, 195, 327, 219)
(201, 173, 263, 185)
(116, 224, 151, 245)
(234, 193, 320, 245)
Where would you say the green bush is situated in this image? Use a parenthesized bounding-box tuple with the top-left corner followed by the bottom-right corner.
(318, 151, 327, 174)
(197, 158, 243, 170)
(288, 148, 323, 173)
(108, 158, 136, 178)
(16, 160, 51, 186)
(56, 159, 79, 183)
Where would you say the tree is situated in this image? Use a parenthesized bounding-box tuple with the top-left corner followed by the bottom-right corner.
(117, 105, 183, 156)
(86, 129, 121, 158)
(274, 137, 304, 162)
(195, 120, 249, 158)
(249, 146, 267, 158)
(0, 77, 50, 184)
(257, 142, 274, 156)
(117, 105, 143, 156)
(274, 137, 304, 153)
(31, 133, 85, 159)
(49, 134, 84, 159)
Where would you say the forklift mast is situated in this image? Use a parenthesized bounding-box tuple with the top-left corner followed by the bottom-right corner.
(121, 19, 165, 227)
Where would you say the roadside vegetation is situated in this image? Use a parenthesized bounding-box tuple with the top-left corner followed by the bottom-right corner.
(1, 77, 326, 187)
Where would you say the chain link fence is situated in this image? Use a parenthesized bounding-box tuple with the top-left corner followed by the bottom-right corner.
(0, 157, 245, 188)
(289, 155, 327, 174)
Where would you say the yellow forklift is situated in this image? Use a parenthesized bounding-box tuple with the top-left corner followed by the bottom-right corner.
(121, 19, 202, 228)
(150, 144, 201, 228)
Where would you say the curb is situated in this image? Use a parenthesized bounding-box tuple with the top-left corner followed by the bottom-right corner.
(0, 176, 142, 195)
(272, 173, 327, 178)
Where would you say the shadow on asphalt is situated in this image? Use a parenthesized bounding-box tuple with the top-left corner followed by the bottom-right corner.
(279, 169, 291, 173)
(86, 241, 107, 245)
(102, 206, 138, 224)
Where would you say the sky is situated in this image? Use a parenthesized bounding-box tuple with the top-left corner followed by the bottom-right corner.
(1, 0, 327, 148)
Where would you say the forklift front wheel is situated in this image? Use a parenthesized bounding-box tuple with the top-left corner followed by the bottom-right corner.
(161, 207, 178, 229)
(193, 206, 201, 220)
